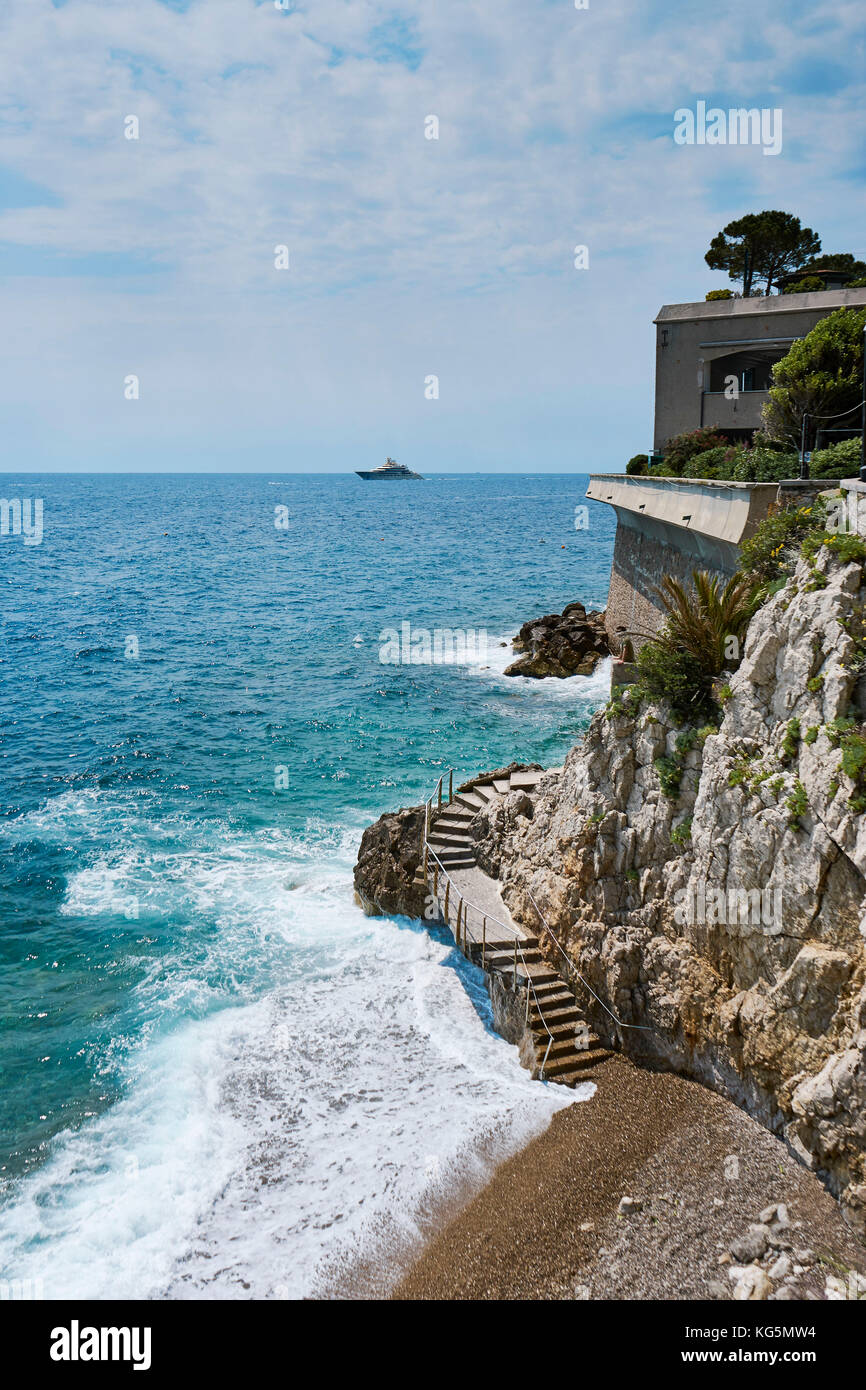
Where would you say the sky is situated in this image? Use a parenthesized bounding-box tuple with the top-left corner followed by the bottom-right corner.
(0, 0, 864, 472)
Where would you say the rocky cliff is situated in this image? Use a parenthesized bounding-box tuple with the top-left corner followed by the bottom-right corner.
(353, 543, 866, 1234)
(476, 544, 866, 1233)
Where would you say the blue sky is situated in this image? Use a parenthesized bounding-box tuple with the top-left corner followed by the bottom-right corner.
(0, 0, 864, 472)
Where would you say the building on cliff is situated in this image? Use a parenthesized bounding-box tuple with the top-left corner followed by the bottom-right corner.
(653, 286, 866, 451)
(587, 286, 866, 657)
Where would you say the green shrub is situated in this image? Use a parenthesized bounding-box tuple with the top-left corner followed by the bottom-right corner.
(786, 780, 808, 829)
(681, 444, 748, 480)
(739, 500, 828, 589)
(655, 756, 683, 799)
(763, 306, 866, 448)
(662, 427, 732, 476)
(697, 723, 720, 744)
(826, 716, 857, 747)
(637, 640, 715, 721)
(706, 289, 734, 300)
(810, 437, 861, 479)
(783, 275, 826, 294)
(801, 531, 866, 568)
(636, 571, 757, 720)
(626, 453, 649, 475)
(780, 717, 801, 763)
(670, 816, 692, 846)
(731, 445, 798, 483)
(807, 674, 824, 693)
(828, 533, 866, 564)
(805, 725, 819, 744)
(728, 761, 751, 788)
(839, 728, 866, 783)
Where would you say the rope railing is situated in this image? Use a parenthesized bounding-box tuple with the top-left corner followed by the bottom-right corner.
(421, 771, 556, 1078)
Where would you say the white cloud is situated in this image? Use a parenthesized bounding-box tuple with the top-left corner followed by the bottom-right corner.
(0, 0, 863, 469)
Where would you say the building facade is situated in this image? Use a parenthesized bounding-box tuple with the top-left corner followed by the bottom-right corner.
(653, 287, 866, 451)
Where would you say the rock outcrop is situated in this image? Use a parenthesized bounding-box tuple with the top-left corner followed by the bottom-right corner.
(505, 602, 608, 678)
(489, 545, 866, 1233)
(353, 804, 427, 918)
(353, 545, 866, 1234)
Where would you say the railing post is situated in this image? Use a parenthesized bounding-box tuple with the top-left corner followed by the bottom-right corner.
(513, 938, 518, 989)
(448, 769, 453, 804)
(433, 861, 438, 898)
(444, 880, 450, 924)
(423, 844, 428, 880)
(438, 779, 442, 810)
(482, 917, 486, 968)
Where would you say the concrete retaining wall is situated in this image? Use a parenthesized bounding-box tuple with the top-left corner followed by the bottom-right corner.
(587, 475, 779, 652)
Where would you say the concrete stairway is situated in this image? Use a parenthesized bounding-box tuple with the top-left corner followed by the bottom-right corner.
(425, 767, 547, 869)
(419, 766, 610, 1088)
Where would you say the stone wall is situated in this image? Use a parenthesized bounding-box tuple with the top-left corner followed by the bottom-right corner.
(605, 518, 731, 654)
(589, 475, 840, 656)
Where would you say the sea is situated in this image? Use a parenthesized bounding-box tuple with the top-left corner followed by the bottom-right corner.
(0, 472, 615, 1299)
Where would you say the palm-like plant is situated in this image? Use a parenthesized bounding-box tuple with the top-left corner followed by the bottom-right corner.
(654, 571, 758, 676)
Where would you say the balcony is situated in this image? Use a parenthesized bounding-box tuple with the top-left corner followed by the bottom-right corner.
(701, 389, 768, 433)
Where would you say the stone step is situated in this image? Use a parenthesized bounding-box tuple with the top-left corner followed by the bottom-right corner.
(536, 1014, 589, 1039)
(518, 965, 560, 985)
(543, 1049, 612, 1084)
(533, 1035, 582, 1059)
(454, 791, 485, 812)
(529, 1003, 580, 1026)
(483, 952, 546, 975)
(510, 770, 543, 791)
(493, 778, 511, 794)
(427, 832, 474, 850)
(433, 850, 477, 867)
(472, 783, 498, 804)
(482, 952, 544, 973)
(535, 1026, 600, 1053)
(431, 811, 474, 830)
(530, 978, 573, 998)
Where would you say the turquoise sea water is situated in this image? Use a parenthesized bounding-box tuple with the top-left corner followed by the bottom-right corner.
(0, 473, 614, 1297)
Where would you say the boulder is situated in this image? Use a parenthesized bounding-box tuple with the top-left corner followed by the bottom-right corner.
(505, 602, 608, 679)
(353, 805, 428, 918)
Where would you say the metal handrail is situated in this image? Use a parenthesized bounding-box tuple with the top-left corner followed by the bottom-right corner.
(422, 771, 557, 1078)
(425, 767, 650, 1039)
(522, 884, 651, 1033)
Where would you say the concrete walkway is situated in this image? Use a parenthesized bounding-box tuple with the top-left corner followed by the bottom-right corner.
(420, 768, 610, 1086)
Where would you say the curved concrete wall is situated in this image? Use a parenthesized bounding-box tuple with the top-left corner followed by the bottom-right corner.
(586, 475, 781, 651)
